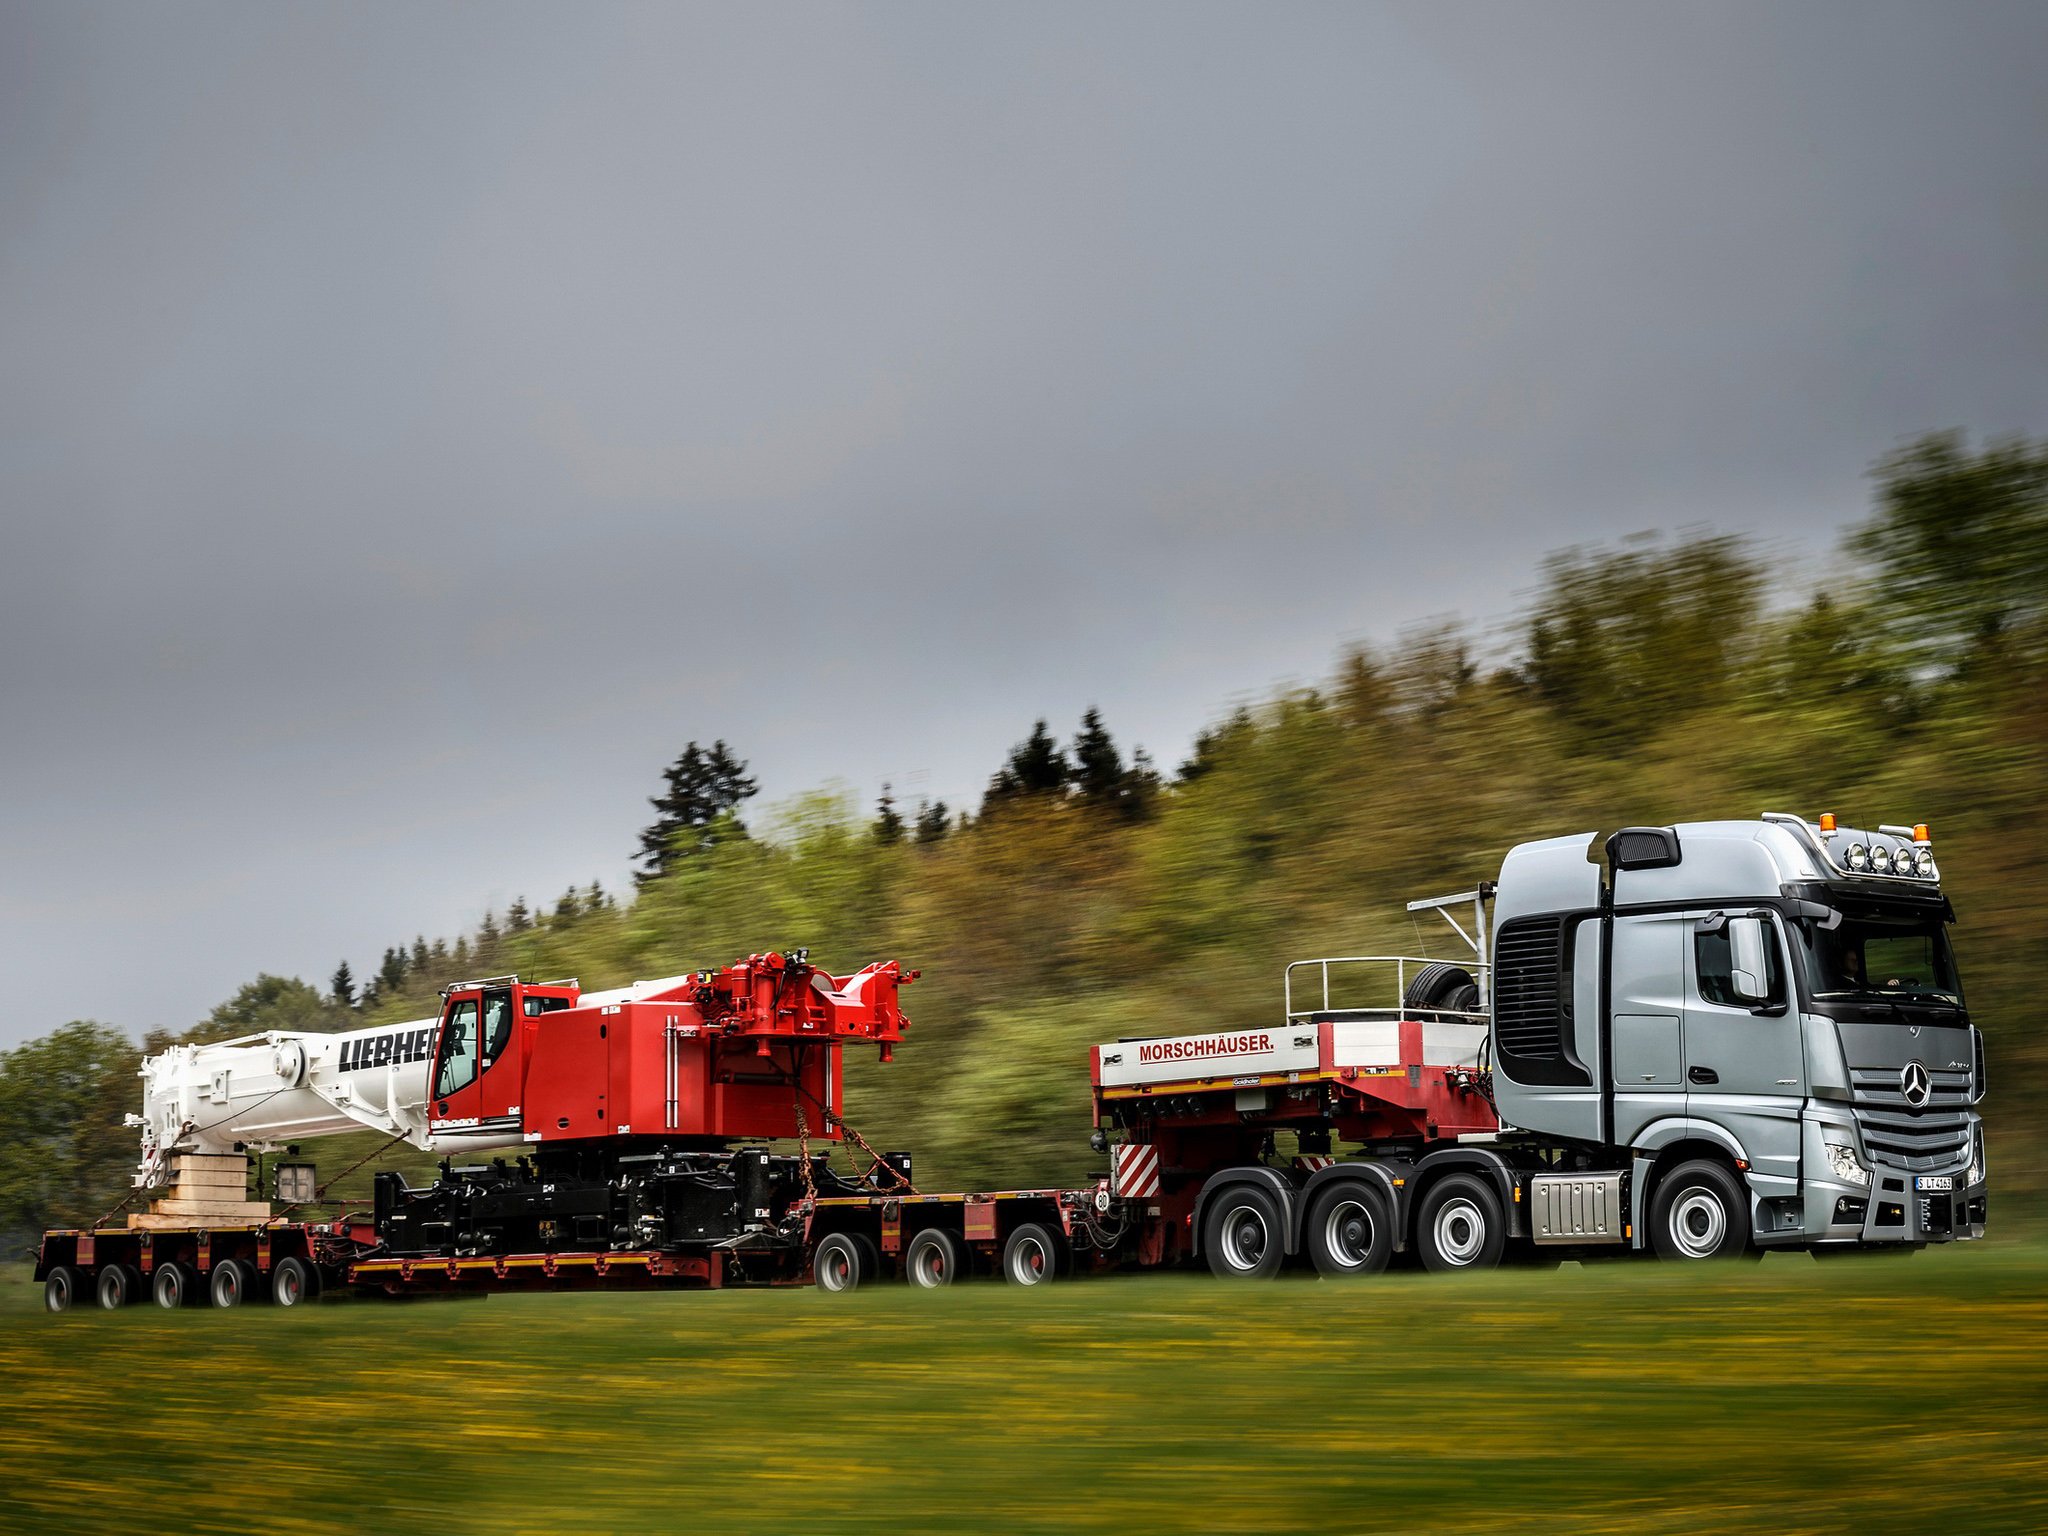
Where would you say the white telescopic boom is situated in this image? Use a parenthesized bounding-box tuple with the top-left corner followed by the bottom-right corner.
(129, 1014, 520, 1188)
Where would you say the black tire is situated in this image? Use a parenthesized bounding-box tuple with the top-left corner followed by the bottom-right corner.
(44, 1264, 83, 1314)
(208, 1258, 252, 1309)
(1304, 1179, 1394, 1278)
(903, 1228, 966, 1288)
(1202, 1184, 1286, 1279)
(152, 1262, 195, 1310)
(1649, 1158, 1753, 1261)
(271, 1256, 318, 1308)
(1001, 1222, 1062, 1286)
(96, 1264, 139, 1310)
(812, 1232, 867, 1293)
(1403, 962, 1481, 1015)
(849, 1233, 883, 1285)
(1415, 1174, 1507, 1273)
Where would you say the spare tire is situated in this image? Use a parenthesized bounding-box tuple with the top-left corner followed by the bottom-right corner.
(1403, 962, 1480, 1015)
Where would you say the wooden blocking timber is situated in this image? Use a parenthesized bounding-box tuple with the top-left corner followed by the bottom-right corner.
(129, 1151, 272, 1226)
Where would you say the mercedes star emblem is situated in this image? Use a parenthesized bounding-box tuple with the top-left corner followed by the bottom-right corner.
(1900, 1060, 1932, 1108)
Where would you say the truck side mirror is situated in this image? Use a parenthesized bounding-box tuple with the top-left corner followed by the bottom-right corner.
(1727, 916, 1769, 1003)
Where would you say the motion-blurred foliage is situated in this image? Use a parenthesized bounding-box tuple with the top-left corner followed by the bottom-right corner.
(4, 431, 2042, 1241)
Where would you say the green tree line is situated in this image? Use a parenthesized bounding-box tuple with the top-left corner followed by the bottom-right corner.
(5, 430, 2043, 1245)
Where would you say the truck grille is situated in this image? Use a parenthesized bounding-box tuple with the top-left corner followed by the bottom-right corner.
(1850, 1066, 1971, 1111)
(1850, 1068, 1972, 1169)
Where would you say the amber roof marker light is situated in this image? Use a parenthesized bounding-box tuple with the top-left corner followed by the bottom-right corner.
(1818, 813, 1837, 833)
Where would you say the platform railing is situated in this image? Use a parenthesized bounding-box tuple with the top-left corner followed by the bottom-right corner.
(1283, 955, 1492, 1023)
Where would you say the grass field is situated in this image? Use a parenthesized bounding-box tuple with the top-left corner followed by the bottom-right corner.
(3, 1243, 2045, 1536)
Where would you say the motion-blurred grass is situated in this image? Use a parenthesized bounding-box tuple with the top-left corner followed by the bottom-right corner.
(4, 1242, 2044, 1536)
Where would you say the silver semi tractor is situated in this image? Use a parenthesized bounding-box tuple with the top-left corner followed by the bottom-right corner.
(1478, 810, 1986, 1259)
(1100, 810, 1989, 1278)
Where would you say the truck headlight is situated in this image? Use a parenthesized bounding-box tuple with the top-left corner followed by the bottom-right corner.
(1968, 1128, 1984, 1188)
(1918, 851, 1938, 880)
(1869, 845, 1893, 873)
(1825, 1141, 1870, 1186)
(1845, 842, 1870, 871)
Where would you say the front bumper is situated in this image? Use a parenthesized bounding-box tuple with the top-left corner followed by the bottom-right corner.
(1756, 1114, 1987, 1248)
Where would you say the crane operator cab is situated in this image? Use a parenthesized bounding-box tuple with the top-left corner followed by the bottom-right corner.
(428, 977, 576, 1138)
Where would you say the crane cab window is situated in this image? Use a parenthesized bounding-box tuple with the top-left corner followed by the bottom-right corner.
(524, 994, 572, 1017)
(481, 989, 515, 1067)
(434, 999, 480, 1098)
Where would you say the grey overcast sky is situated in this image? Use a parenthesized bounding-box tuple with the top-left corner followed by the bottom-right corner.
(2, 3, 2044, 1045)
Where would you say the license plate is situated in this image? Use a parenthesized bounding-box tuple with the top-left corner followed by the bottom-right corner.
(1915, 1175, 1954, 1192)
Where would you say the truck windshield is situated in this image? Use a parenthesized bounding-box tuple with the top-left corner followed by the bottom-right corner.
(1794, 912, 1963, 1009)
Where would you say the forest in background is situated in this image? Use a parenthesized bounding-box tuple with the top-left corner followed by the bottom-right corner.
(4, 430, 2044, 1244)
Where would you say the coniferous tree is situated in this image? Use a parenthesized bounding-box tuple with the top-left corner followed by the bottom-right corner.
(914, 799, 951, 844)
(330, 960, 356, 1009)
(376, 947, 408, 996)
(637, 740, 759, 882)
(410, 935, 429, 974)
(506, 897, 531, 933)
(585, 881, 609, 912)
(553, 887, 581, 923)
(1070, 708, 1124, 807)
(875, 783, 905, 845)
(983, 720, 1069, 811)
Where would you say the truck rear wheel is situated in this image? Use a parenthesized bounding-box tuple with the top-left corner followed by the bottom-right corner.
(812, 1232, 870, 1292)
(1416, 1174, 1506, 1273)
(96, 1263, 142, 1309)
(271, 1256, 318, 1307)
(1002, 1223, 1062, 1286)
(1203, 1185, 1285, 1279)
(904, 1228, 966, 1288)
(153, 1262, 196, 1309)
(1650, 1159, 1752, 1261)
(1304, 1179, 1393, 1277)
(208, 1259, 253, 1309)
(44, 1264, 83, 1313)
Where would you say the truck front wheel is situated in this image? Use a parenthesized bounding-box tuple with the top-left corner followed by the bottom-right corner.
(1304, 1180, 1393, 1277)
(1650, 1159, 1753, 1261)
(1203, 1186, 1285, 1279)
(1416, 1175, 1506, 1273)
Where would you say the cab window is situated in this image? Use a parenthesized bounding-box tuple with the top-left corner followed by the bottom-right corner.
(481, 990, 515, 1065)
(434, 999, 480, 1098)
(524, 994, 572, 1017)
(1696, 924, 1785, 1009)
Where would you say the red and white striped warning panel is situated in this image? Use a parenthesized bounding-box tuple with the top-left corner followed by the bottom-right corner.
(1112, 1143, 1161, 1199)
(1293, 1154, 1335, 1173)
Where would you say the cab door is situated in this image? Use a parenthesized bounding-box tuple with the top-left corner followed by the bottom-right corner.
(1683, 911, 1804, 1189)
(430, 994, 482, 1126)
(1608, 912, 1689, 1148)
(475, 986, 521, 1129)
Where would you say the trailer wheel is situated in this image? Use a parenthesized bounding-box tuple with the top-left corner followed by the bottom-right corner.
(1650, 1159, 1752, 1261)
(208, 1259, 252, 1309)
(1203, 1185, 1285, 1279)
(812, 1232, 868, 1293)
(44, 1264, 83, 1313)
(1002, 1223, 1062, 1286)
(1304, 1180, 1393, 1277)
(272, 1256, 318, 1308)
(96, 1264, 140, 1310)
(1416, 1174, 1506, 1272)
(904, 1228, 966, 1288)
(153, 1262, 196, 1309)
